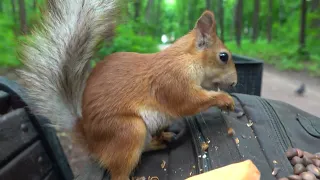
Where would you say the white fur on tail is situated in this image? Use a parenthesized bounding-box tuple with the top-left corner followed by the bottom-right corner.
(18, 0, 118, 129)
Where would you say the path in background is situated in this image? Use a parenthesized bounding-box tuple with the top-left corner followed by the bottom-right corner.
(159, 44, 320, 118)
(261, 64, 320, 118)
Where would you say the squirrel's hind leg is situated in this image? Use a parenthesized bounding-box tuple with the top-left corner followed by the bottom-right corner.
(89, 116, 147, 180)
(143, 131, 176, 152)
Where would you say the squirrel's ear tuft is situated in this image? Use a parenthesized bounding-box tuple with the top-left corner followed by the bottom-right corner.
(194, 11, 216, 49)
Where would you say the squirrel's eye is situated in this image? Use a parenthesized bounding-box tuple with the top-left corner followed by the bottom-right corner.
(219, 52, 229, 63)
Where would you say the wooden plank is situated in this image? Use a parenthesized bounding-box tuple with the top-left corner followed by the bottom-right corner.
(75, 158, 105, 180)
(0, 77, 73, 180)
(0, 108, 38, 165)
(34, 116, 74, 180)
(0, 141, 53, 180)
(0, 91, 10, 114)
(44, 170, 60, 180)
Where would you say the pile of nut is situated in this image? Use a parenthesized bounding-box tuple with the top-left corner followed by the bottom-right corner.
(278, 148, 320, 180)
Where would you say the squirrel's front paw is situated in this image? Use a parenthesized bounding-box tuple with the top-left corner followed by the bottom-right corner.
(213, 92, 235, 111)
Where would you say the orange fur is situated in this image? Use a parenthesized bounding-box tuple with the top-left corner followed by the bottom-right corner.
(77, 10, 237, 180)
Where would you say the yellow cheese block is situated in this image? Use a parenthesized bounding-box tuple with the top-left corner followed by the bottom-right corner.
(186, 160, 261, 180)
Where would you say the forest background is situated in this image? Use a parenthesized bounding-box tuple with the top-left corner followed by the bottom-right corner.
(0, 0, 319, 75)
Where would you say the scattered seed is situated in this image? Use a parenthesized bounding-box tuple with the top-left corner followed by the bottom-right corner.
(246, 120, 253, 127)
(234, 107, 245, 118)
(189, 171, 193, 176)
(227, 128, 235, 136)
(192, 165, 196, 169)
(272, 167, 280, 176)
(147, 177, 159, 180)
(58, 132, 67, 137)
(273, 160, 278, 164)
(202, 154, 207, 159)
(164, 168, 167, 171)
(161, 160, 166, 169)
(241, 134, 247, 139)
(201, 142, 209, 151)
(236, 111, 245, 118)
(235, 138, 240, 144)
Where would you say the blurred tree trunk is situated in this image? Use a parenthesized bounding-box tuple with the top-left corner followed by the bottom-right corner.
(229, 3, 237, 41)
(310, 0, 320, 38)
(299, 0, 307, 53)
(218, 0, 224, 42)
(188, 0, 194, 30)
(213, 0, 218, 13)
(267, 0, 273, 43)
(252, 0, 260, 42)
(33, 0, 37, 10)
(235, 0, 243, 47)
(155, 0, 162, 36)
(11, 0, 17, 24)
(134, 0, 141, 20)
(206, 0, 211, 10)
(0, 0, 3, 12)
(279, 0, 286, 25)
(145, 0, 154, 23)
(18, 0, 28, 34)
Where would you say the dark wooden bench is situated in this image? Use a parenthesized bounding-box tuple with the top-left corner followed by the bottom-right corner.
(0, 77, 73, 180)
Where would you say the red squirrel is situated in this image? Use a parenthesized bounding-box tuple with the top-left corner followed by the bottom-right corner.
(18, 0, 237, 179)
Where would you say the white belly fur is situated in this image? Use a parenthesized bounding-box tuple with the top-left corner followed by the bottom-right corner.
(139, 109, 173, 135)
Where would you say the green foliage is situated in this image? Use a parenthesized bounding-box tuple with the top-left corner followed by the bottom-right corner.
(93, 23, 159, 63)
(0, 14, 20, 67)
(108, 25, 159, 53)
(0, 0, 47, 67)
(0, 0, 319, 76)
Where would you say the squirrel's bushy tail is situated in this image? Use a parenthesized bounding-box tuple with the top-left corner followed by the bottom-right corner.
(18, 0, 118, 129)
